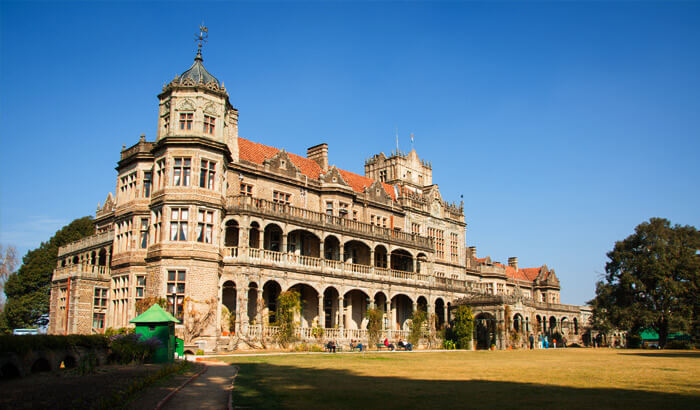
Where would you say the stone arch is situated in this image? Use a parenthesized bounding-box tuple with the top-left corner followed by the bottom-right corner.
(323, 235, 341, 260)
(374, 244, 388, 268)
(416, 296, 428, 312)
(286, 229, 321, 258)
(434, 298, 446, 330)
(249, 221, 261, 248)
(224, 220, 240, 247)
(343, 240, 371, 265)
(0, 362, 21, 380)
(323, 286, 340, 328)
(373, 291, 388, 312)
(549, 316, 557, 334)
(513, 313, 524, 333)
(262, 280, 282, 324)
(560, 317, 570, 336)
(247, 282, 260, 324)
(72, 255, 79, 264)
(90, 251, 96, 265)
(98, 248, 108, 266)
(31, 357, 52, 373)
(222, 280, 237, 329)
(288, 283, 320, 327)
(390, 248, 413, 272)
(391, 294, 414, 330)
(475, 312, 497, 349)
(263, 223, 283, 252)
(573, 317, 579, 335)
(416, 252, 428, 273)
(344, 289, 370, 330)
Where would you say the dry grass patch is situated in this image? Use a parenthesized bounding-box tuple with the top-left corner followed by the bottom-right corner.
(220, 349, 699, 409)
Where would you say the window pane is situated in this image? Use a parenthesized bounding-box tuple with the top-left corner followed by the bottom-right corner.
(179, 223, 187, 241)
(170, 224, 178, 241)
(181, 209, 188, 219)
(178, 271, 185, 281)
(177, 283, 185, 293)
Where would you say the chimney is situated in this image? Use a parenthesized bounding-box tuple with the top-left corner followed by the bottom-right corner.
(508, 257, 519, 271)
(468, 246, 476, 259)
(307, 143, 328, 172)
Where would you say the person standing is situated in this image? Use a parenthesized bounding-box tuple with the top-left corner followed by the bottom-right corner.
(529, 333, 535, 350)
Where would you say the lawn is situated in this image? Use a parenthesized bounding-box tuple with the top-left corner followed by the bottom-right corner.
(218, 349, 700, 409)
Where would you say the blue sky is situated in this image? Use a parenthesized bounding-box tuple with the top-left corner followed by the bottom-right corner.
(1, 1, 698, 305)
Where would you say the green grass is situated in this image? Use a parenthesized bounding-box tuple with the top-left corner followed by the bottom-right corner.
(218, 349, 700, 409)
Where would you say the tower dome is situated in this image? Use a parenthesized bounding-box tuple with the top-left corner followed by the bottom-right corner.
(177, 49, 221, 87)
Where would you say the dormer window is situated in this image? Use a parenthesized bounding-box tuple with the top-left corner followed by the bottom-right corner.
(203, 115, 215, 134)
(179, 113, 193, 130)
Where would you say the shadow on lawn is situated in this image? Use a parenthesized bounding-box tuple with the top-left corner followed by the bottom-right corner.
(622, 351, 700, 359)
(230, 362, 699, 410)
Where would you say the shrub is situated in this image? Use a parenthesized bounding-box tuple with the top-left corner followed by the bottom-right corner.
(77, 351, 97, 375)
(409, 310, 427, 346)
(442, 339, 456, 350)
(196, 349, 204, 355)
(109, 333, 161, 364)
(665, 339, 692, 350)
(0, 334, 109, 355)
(627, 334, 642, 348)
(274, 291, 301, 348)
(366, 308, 383, 345)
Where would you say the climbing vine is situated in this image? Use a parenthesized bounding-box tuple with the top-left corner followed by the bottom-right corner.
(274, 290, 301, 348)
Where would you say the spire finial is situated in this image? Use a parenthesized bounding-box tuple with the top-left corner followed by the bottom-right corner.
(194, 24, 208, 61)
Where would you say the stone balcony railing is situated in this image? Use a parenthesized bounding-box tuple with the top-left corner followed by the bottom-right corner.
(241, 325, 415, 342)
(226, 196, 434, 250)
(224, 246, 456, 288)
(455, 294, 582, 314)
(52, 264, 111, 282)
(58, 231, 114, 257)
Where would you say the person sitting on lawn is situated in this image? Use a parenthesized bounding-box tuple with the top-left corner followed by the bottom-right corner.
(384, 337, 395, 351)
(327, 340, 336, 353)
(357, 341, 364, 352)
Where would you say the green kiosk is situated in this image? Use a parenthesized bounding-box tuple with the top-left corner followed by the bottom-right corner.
(130, 304, 180, 363)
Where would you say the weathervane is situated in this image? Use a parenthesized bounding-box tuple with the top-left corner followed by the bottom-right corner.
(195, 24, 208, 55)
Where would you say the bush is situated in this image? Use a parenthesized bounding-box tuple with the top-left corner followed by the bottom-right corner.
(0, 334, 109, 355)
(196, 349, 204, 355)
(109, 333, 161, 364)
(452, 306, 474, 349)
(442, 339, 456, 350)
(627, 334, 642, 348)
(274, 291, 301, 348)
(366, 308, 383, 345)
(409, 310, 427, 346)
(665, 339, 692, 350)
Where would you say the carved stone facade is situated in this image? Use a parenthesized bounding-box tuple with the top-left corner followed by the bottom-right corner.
(48, 48, 590, 351)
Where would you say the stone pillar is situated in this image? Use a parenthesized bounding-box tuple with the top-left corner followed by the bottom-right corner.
(281, 233, 287, 253)
(319, 241, 325, 259)
(370, 248, 375, 266)
(257, 288, 264, 325)
(318, 294, 325, 328)
(412, 301, 417, 314)
(338, 296, 345, 329)
(411, 257, 415, 273)
(390, 300, 396, 330)
(444, 304, 449, 327)
(239, 289, 249, 333)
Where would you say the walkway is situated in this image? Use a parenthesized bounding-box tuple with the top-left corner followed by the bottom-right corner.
(162, 361, 236, 410)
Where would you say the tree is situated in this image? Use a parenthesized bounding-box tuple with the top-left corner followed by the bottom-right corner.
(452, 305, 474, 349)
(409, 309, 427, 346)
(1, 217, 94, 331)
(0, 244, 18, 312)
(589, 218, 700, 348)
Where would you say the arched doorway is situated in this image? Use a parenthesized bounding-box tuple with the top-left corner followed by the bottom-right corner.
(222, 281, 236, 332)
(390, 249, 413, 272)
(549, 316, 557, 335)
(416, 253, 428, 273)
(324, 236, 341, 261)
(391, 294, 413, 330)
(344, 240, 371, 265)
(287, 230, 320, 258)
(264, 224, 283, 252)
(513, 313, 523, 333)
(374, 245, 388, 268)
(475, 313, 497, 349)
(288, 283, 319, 328)
(435, 298, 445, 330)
(225, 220, 239, 247)
(323, 287, 340, 328)
(344, 289, 370, 329)
(263, 281, 281, 324)
(249, 222, 261, 248)
(248, 282, 259, 324)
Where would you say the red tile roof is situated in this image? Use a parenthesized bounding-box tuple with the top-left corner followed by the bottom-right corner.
(475, 256, 543, 282)
(238, 137, 395, 200)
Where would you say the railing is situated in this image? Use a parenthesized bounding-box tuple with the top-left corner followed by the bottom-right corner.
(52, 264, 111, 281)
(58, 231, 114, 256)
(226, 196, 433, 249)
(224, 246, 433, 286)
(240, 325, 412, 342)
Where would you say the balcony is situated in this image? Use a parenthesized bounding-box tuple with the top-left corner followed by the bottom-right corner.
(57, 231, 114, 257)
(226, 196, 433, 250)
(224, 246, 440, 287)
(52, 264, 111, 282)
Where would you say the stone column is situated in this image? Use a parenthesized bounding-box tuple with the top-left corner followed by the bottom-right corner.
(444, 304, 449, 327)
(411, 257, 415, 273)
(338, 296, 345, 329)
(318, 294, 325, 328)
(281, 233, 288, 253)
(319, 240, 325, 259)
(238, 289, 249, 334)
(390, 300, 396, 330)
(257, 288, 264, 325)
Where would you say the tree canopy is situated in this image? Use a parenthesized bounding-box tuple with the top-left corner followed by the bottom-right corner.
(1, 216, 94, 332)
(589, 218, 700, 348)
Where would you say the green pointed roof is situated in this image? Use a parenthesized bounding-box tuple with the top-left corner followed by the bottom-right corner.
(130, 304, 180, 324)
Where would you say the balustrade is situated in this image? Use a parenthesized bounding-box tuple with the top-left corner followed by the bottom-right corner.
(53, 264, 110, 281)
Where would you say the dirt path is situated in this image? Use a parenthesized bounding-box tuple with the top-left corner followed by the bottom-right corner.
(161, 361, 236, 410)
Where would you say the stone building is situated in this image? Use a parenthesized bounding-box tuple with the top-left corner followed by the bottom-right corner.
(48, 45, 589, 351)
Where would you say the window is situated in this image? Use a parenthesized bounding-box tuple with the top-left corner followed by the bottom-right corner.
(197, 209, 214, 243)
(156, 159, 166, 189)
(167, 270, 186, 321)
(162, 114, 169, 132)
(486, 283, 494, 295)
(352, 210, 358, 221)
(116, 218, 132, 252)
(170, 207, 189, 241)
(199, 159, 216, 189)
(173, 158, 191, 186)
(140, 218, 149, 249)
(382, 217, 388, 228)
(412, 223, 420, 235)
(203, 115, 215, 134)
(239, 183, 253, 197)
(119, 172, 137, 200)
(273, 191, 291, 204)
(143, 171, 152, 197)
(428, 228, 445, 260)
(92, 313, 105, 329)
(93, 288, 108, 308)
(339, 203, 349, 219)
(136, 275, 146, 299)
(179, 112, 193, 130)
(379, 170, 387, 182)
(497, 283, 505, 294)
(152, 208, 162, 243)
(326, 201, 334, 216)
(450, 233, 459, 263)
(370, 215, 375, 226)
